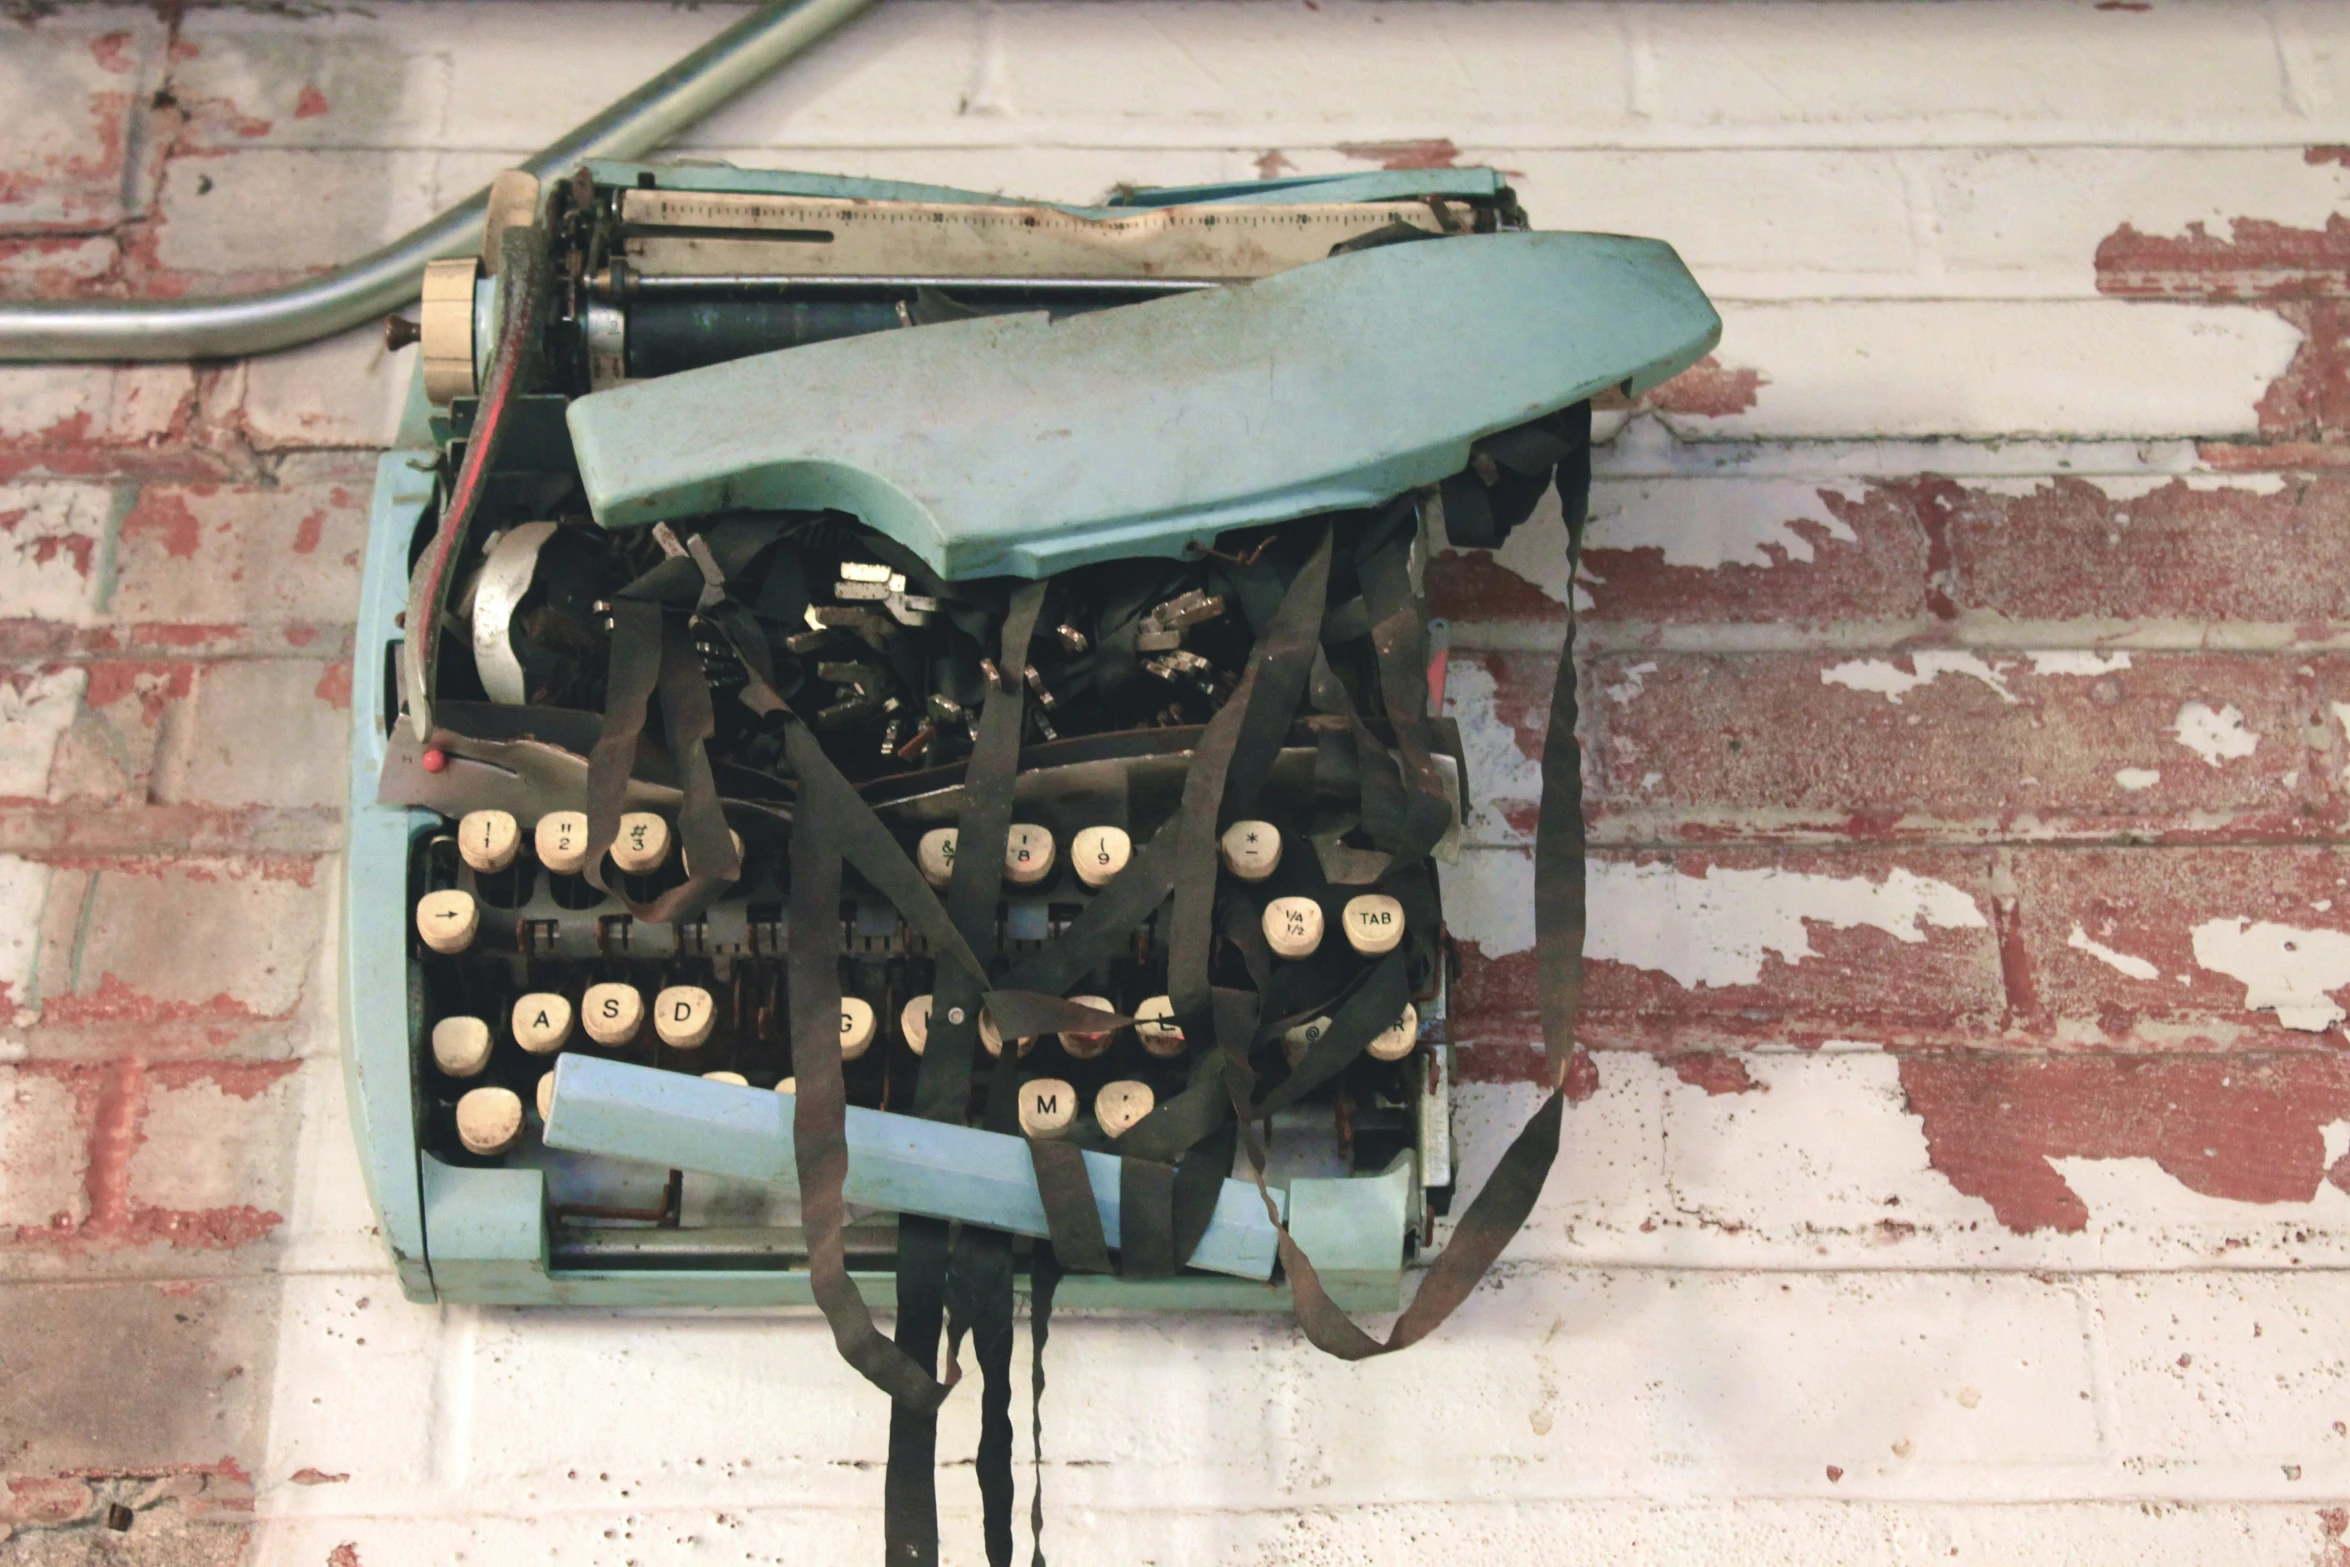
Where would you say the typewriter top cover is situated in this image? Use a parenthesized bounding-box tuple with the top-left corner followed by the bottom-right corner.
(345, 160, 1719, 1322)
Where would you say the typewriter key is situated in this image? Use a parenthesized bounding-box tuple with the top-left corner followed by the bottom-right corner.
(1004, 823, 1056, 886)
(681, 828, 745, 879)
(432, 1016, 492, 1078)
(1134, 995, 1185, 1058)
(456, 1086, 524, 1156)
(611, 811, 672, 874)
(1281, 1014, 1332, 1068)
(702, 1070, 749, 1086)
(534, 811, 591, 875)
(1341, 894, 1405, 956)
(1058, 995, 1117, 1059)
(1367, 1003, 1420, 1062)
(1219, 820, 1281, 881)
(582, 982, 644, 1046)
(1018, 1078, 1078, 1139)
(1263, 896, 1324, 959)
(415, 889, 479, 955)
(916, 828, 958, 889)
(1094, 1079, 1155, 1138)
(655, 985, 717, 1049)
(535, 1072, 555, 1120)
(511, 992, 573, 1055)
(774, 1077, 797, 1096)
(1071, 826, 1131, 889)
(979, 1007, 1034, 1059)
(457, 809, 521, 873)
(900, 994, 932, 1054)
(839, 996, 877, 1060)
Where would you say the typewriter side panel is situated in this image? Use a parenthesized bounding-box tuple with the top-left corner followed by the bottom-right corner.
(345, 449, 438, 1301)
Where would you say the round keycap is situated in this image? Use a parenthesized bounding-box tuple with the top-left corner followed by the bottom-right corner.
(1367, 1003, 1420, 1063)
(1219, 820, 1281, 881)
(978, 1007, 1033, 1059)
(1263, 896, 1324, 959)
(681, 828, 744, 879)
(654, 985, 716, 1049)
(432, 1016, 492, 1078)
(702, 1070, 749, 1086)
(612, 811, 672, 874)
(534, 811, 590, 875)
(774, 1077, 798, 1096)
(1281, 1014, 1333, 1068)
(1094, 1080, 1155, 1138)
(1071, 826, 1132, 889)
(1058, 995, 1117, 1059)
(457, 809, 520, 873)
(510, 992, 573, 1055)
(581, 982, 644, 1046)
(900, 994, 933, 1054)
(1003, 823, 1055, 886)
(1341, 893, 1406, 956)
(535, 1071, 555, 1121)
(916, 828, 958, 889)
(456, 1086, 524, 1156)
(416, 889, 479, 955)
(1134, 995, 1185, 1058)
(1019, 1078, 1078, 1140)
(840, 996, 876, 1060)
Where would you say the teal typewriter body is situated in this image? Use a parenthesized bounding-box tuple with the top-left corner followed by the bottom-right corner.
(341, 162, 1718, 1308)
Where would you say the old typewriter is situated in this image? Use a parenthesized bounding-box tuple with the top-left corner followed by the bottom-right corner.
(346, 160, 1718, 1315)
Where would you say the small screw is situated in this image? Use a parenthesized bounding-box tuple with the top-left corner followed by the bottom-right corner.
(946, 1007, 966, 1025)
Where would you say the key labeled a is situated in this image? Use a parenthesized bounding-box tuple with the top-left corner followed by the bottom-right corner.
(511, 992, 573, 1055)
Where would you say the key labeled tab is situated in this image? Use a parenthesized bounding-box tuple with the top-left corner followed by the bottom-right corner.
(900, 994, 933, 1054)
(535, 811, 591, 874)
(916, 827, 958, 889)
(456, 1086, 524, 1156)
(416, 889, 479, 955)
(1071, 825, 1131, 889)
(655, 985, 716, 1049)
(839, 996, 876, 1060)
(458, 809, 520, 873)
(1341, 893, 1405, 956)
(1134, 995, 1185, 1058)
(1263, 896, 1324, 959)
(1367, 1002, 1420, 1062)
(1280, 1014, 1333, 1068)
(1219, 820, 1281, 881)
(510, 992, 573, 1055)
(1019, 1078, 1078, 1139)
(1094, 1080, 1155, 1138)
(1003, 823, 1056, 886)
(612, 812, 672, 874)
(582, 982, 645, 1046)
(432, 1016, 492, 1078)
(1058, 995, 1117, 1059)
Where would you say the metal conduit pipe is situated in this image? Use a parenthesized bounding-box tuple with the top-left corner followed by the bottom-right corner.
(0, 0, 873, 363)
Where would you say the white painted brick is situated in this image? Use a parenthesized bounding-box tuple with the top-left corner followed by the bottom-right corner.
(150, 659, 349, 811)
(0, 853, 57, 1027)
(0, 13, 160, 230)
(106, 475, 371, 632)
(0, 484, 112, 627)
(0, 1066, 87, 1234)
(59, 860, 324, 1025)
(1685, 300, 2303, 440)
(127, 1064, 304, 1221)
(226, 325, 410, 452)
(0, 667, 87, 802)
(149, 150, 442, 283)
(0, 366, 195, 453)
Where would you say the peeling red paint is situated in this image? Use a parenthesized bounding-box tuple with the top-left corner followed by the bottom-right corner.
(122, 488, 204, 559)
(1670, 1053, 1763, 1094)
(148, 1059, 300, 1100)
(80, 659, 194, 725)
(291, 508, 326, 553)
(88, 31, 137, 73)
(329, 1543, 363, 1567)
(1254, 149, 1295, 179)
(1335, 137, 1461, 171)
(1900, 1053, 2350, 1233)
(1562, 1046, 1599, 1102)
(45, 973, 274, 1028)
(293, 84, 329, 120)
(1642, 354, 1767, 418)
(7, 1475, 94, 1525)
(314, 658, 351, 709)
(1426, 549, 1566, 626)
(290, 1469, 350, 1486)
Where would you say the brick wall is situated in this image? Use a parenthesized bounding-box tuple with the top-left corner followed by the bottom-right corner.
(6, 2, 2350, 1562)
